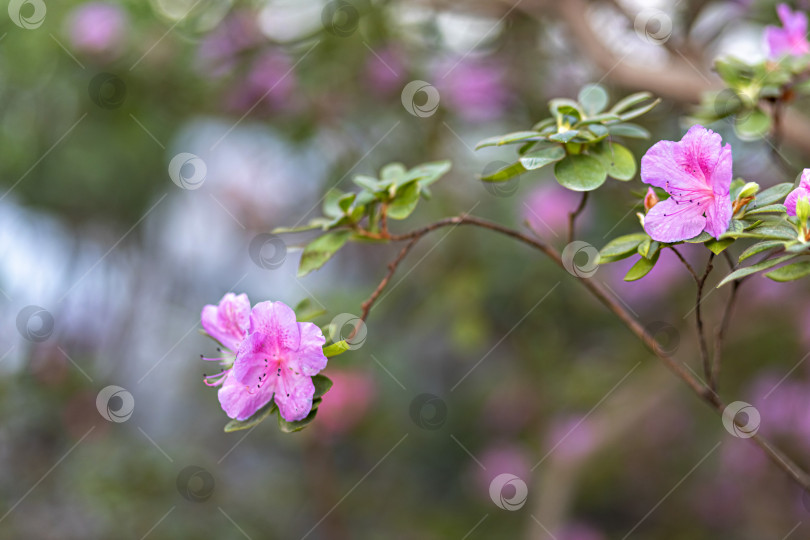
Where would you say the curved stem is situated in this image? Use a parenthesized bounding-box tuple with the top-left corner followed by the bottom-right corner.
(696, 253, 715, 390)
(568, 191, 589, 244)
(356, 215, 810, 491)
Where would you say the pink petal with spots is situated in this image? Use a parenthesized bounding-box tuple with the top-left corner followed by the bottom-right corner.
(292, 322, 328, 376)
(218, 372, 275, 421)
(274, 369, 316, 422)
(644, 198, 707, 243)
(248, 301, 300, 351)
(201, 293, 251, 352)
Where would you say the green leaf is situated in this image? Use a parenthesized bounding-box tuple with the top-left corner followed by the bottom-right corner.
(752, 183, 793, 207)
(404, 160, 452, 187)
(278, 403, 320, 433)
(600, 233, 649, 260)
(323, 340, 351, 357)
(719, 219, 746, 239)
(298, 230, 352, 277)
(294, 298, 327, 322)
(312, 374, 333, 399)
(548, 130, 580, 143)
(481, 161, 526, 182)
(744, 203, 786, 216)
(579, 84, 609, 115)
(589, 142, 636, 181)
(617, 98, 661, 121)
(732, 223, 798, 241)
(554, 154, 607, 192)
(387, 180, 421, 220)
(606, 123, 650, 139)
(337, 193, 356, 213)
(637, 238, 660, 259)
(549, 98, 584, 119)
(717, 254, 796, 287)
(322, 189, 346, 219)
(224, 402, 277, 433)
(381, 163, 407, 183)
(353, 175, 383, 192)
(610, 92, 654, 114)
(735, 108, 772, 140)
(685, 231, 714, 243)
(475, 131, 543, 150)
(765, 261, 810, 282)
(518, 145, 566, 170)
(271, 222, 323, 234)
(706, 238, 734, 255)
(624, 251, 660, 281)
(738, 240, 786, 262)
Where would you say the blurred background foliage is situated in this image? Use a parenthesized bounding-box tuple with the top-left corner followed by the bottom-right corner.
(3, 0, 810, 538)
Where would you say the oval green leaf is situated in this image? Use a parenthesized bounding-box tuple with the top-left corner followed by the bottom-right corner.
(554, 154, 607, 192)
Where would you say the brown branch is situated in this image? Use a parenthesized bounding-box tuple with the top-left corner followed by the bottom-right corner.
(695, 253, 715, 389)
(359, 237, 419, 323)
(671, 246, 699, 282)
(568, 191, 589, 244)
(353, 215, 810, 491)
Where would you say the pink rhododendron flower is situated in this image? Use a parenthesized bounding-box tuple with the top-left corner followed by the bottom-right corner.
(784, 169, 810, 217)
(201, 292, 250, 352)
(314, 371, 376, 435)
(765, 4, 810, 59)
(523, 183, 587, 237)
(230, 301, 327, 422)
(68, 2, 127, 55)
(640, 125, 732, 242)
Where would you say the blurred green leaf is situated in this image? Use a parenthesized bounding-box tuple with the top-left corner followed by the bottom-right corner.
(518, 145, 565, 170)
(600, 233, 649, 261)
(387, 180, 421, 220)
(589, 142, 636, 181)
(481, 161, 526, 182)
(554, 154, 607, 191)
(298, 230, 352, 277)
(738, 240, 786, 262)
(624, 251, 660, 281)
(717, 254, 796, 287)
(323, 340, 351, 357)
(752, 183, 793, 207)
(765, 261, 810, 282)
(224, 402, 277, 433)
(578, 84, 609, 116)
(475, 131, 542, 149)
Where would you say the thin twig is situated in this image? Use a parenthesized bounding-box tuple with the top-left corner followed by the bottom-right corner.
(568, 191, 589, 244)
(696, 253, 715, 390)
(359, 237, 419, 322)
(353, 215, 810, 491)
(671, 246, 699, 282)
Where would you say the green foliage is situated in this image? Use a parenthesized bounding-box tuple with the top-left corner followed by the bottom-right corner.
(475, 84, 658, 190)
(624, 250, 660, 281)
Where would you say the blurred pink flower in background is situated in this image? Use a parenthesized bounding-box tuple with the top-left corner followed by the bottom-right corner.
(749, 373, 810, 448)
(67, 2, 127, 56)
(472, 443, 532, 495)
(364, 47, 406, 96)
(435, 59, 510, 122)
(544, 414, 598, 463)
(315, 370, 376, 435)
(225, 50, 300, 114)
(603, 244, 698, 305)
(522, 183, 586, 238)
(197, 11, 263, 77)
(557, 523, 606, 540)
(765, 4, 810, 59)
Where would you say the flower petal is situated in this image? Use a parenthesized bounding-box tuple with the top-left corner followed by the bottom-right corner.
(800, 169, 810, 191)
(248, 301, 301, 351)
(233, 331, 279, 386)
(644, 198, 707, 243)
(218, 372, 275, 421)
(677, 126, 730, 191)
(704, 194, 733, 239)
(293, 322, 328, 376)
(641, 140, 704, 193)
(201, 293, 251, 352)
(785, 187, 810, 217)
(274, 370, 316, 422)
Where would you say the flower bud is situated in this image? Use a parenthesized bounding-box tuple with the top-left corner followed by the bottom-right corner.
(643, 187, 659, 212)
(738, 181, 759, 199)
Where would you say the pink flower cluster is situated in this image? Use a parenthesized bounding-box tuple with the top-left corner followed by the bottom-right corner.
(200, 293, 328, 422)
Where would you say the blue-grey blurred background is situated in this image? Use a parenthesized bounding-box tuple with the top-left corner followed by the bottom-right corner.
(2, 0, 810, 538)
